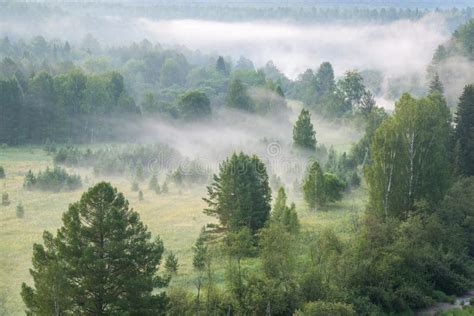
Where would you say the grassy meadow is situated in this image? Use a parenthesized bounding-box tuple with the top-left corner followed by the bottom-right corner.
(0, 116, 366, 315)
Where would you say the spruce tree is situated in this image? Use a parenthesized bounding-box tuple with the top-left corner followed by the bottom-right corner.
(203, 152, 271, 234)
(21, 182, 169, 315)
(293, 109, 317, 150)
(454, 84, 474, 176)
(272, 187, 299, 234)
(429, 73, 444, 95)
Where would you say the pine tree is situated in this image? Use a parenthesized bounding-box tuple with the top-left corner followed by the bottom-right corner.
(303, 161, 326, 208)
(165, 251, 179, 275)
(203, 152, 271, 234)
(293, 109, 317, 150)
(21, 182, 169, 315)
(0, 166, 5, 179)
(429, 73, 444, 95)
(454, 84, 474, 176)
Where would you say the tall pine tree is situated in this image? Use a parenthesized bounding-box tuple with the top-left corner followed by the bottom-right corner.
(21, 182, 169, 315)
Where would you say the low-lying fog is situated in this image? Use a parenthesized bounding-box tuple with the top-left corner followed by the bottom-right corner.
(138, 14, 448, 79)
(2, 13, 449, 80)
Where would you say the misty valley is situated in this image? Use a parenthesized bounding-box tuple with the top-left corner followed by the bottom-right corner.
(1, 1, 474, 315)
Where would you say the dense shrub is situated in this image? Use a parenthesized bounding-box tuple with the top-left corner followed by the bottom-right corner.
(23, 167, 81, 192)
(294, 301, 356, 316)
(54, 144, 180, 178)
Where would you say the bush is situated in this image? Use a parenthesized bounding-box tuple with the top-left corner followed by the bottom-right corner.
(16, 202, 24, 218)
(294, 301, 356, 316)
(470, 298, 474, 306)
(0, 166, 5, 179)
(23, 167, 81, 192)
(1, 193, 10, 206)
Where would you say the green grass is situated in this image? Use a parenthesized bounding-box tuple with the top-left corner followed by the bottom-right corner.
(0, 143, 367, 315)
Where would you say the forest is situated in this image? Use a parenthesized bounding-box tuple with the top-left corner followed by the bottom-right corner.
(1, 1, 474, 315)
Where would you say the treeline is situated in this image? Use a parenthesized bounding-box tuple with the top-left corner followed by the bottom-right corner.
(3, 1, 474, 24)
(0, 69, 139, 144)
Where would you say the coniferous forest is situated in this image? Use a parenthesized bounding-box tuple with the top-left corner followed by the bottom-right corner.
(1, 1, 474, 315)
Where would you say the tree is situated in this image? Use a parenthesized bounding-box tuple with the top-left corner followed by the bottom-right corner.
(21, 182, 169, 315)
(366, 93, 452, 218)
(192, 228, 208, 315)
(203, 152, 271, 234)
(177, 90, 211, 120)
(215, 56, 228, 75)
(0, 166, 5, 179)
(303, 161, 326, 208)
(165, 252, 179, 275)
(138, 190, 144, 201)
(429, 73, 444, 95)
(293, 109, 317, 150)
(272, 187, 300, 234)
(359, 90, 376, 117)
(226, 78, 254, 112)
(338, 70, 366, 110)
(454, 84, 474, 176)
(323, 173, 346, 203)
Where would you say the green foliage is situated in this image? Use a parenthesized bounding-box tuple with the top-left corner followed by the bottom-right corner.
(429, 73, 444, 94)
(303, 160, 346, 209)
(204, 152, 271, 234)
(138, 190, 144, 201)
(303, 160, 326, 208)
(366, 93, 452, 218)
(294, 301, 356, 316)
(0, 166, 5, 179)
(23, 167, 81, 192)
(54, 144, 179, 178)
(176, 90, 211, 120)
(439, 177, 474, 257)
(165, 251, 179, 275)
(215, 56, 228, 75)
(21, 182, 169, 315)
(226, 78, 254, 112)
(1, 192, 10, 206)
(454, 84, 474, 176)
(293, 109, 316, 150)
(323, 173, 346, 202)
(272, 187, 300, 234)
(16, 202, 24, 218)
